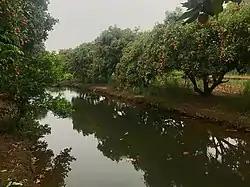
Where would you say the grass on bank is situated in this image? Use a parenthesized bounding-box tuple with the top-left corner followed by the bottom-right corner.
(144, 78, 250, 127)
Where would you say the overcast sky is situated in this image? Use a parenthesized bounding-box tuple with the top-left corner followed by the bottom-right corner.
(45, 0, 184, 51)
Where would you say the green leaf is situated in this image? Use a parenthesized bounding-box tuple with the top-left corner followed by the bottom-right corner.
(185, 13, 199, 23)
(179, 6, 202, 20)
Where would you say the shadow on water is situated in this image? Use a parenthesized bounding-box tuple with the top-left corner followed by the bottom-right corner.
(69, 91, 250, 187)
(33, 90, 77, 187)
(32, 141, 76, 187)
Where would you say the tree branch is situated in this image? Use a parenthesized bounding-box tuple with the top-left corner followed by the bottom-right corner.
(209, 72, 227, 93)
(187, 72, 204, 95)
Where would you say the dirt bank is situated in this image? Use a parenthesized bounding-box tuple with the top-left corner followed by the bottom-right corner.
(0, 96, 17, 121)
(87, 85, 250, 133)
(0, 135, 36, 186)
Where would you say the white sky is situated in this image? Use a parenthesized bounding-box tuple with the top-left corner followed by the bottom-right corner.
(45, 0, 184, 51)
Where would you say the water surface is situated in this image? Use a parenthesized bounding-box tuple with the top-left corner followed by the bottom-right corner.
(41, 89, 250, 187)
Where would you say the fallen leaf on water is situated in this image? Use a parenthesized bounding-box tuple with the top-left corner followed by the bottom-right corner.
(12, 144, 18, 148)
(36, 179, 41, 184)
(11, 182, 23, 186)
(39, 174, 44, 179)
(183, 152, 189, 155)
(125, 158, 136, 162)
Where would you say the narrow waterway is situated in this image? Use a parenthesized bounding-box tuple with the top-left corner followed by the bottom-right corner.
(41, 89, 250, 187)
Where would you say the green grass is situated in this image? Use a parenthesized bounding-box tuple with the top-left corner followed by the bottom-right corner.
(131, 77, 250, 127)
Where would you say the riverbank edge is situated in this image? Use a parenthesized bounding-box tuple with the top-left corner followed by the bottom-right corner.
(89, 86, 250, 132)
(52, 82, 250, 133)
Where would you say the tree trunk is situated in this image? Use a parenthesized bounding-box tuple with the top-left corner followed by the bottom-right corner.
(187, 73, 204, 95)
(203, 75, 210, 96)
(208, 73, 228, 94)
(187, 72, 228, 96)
(16, 98, 28, 122)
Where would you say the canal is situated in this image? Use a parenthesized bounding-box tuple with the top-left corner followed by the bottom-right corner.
(40, 89, 250, 187)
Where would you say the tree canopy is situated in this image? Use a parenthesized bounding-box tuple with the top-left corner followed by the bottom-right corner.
(162, 3, 250, 95)
(0, 0, 71, 121)
(63, 26, 137, 83)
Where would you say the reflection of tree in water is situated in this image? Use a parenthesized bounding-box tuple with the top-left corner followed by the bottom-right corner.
(33, 141, 76, 187)
(29, 105, 76, 187)
(72, 93, 250, 187)
(17, 106, 76, 187)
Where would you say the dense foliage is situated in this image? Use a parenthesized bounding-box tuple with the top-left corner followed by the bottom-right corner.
(64, 26, 137, 83)
(151, 3, 250, 95)
(0, 1, 75, 185)
(115, 32, 154, 88)
(66, 42, 99, 82)
(94, 26, 137, 81)
(0, 0, 71, 125)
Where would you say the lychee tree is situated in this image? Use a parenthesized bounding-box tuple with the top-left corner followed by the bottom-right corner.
(94, 26, 137, 82)
(0, 0, 71, 120)
(115, 32, 154, 88)
(66, 42, 101, 83)
(152, 3, 250, 95)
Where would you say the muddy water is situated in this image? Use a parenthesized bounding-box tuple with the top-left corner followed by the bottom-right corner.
(41, 89, 250, 187)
